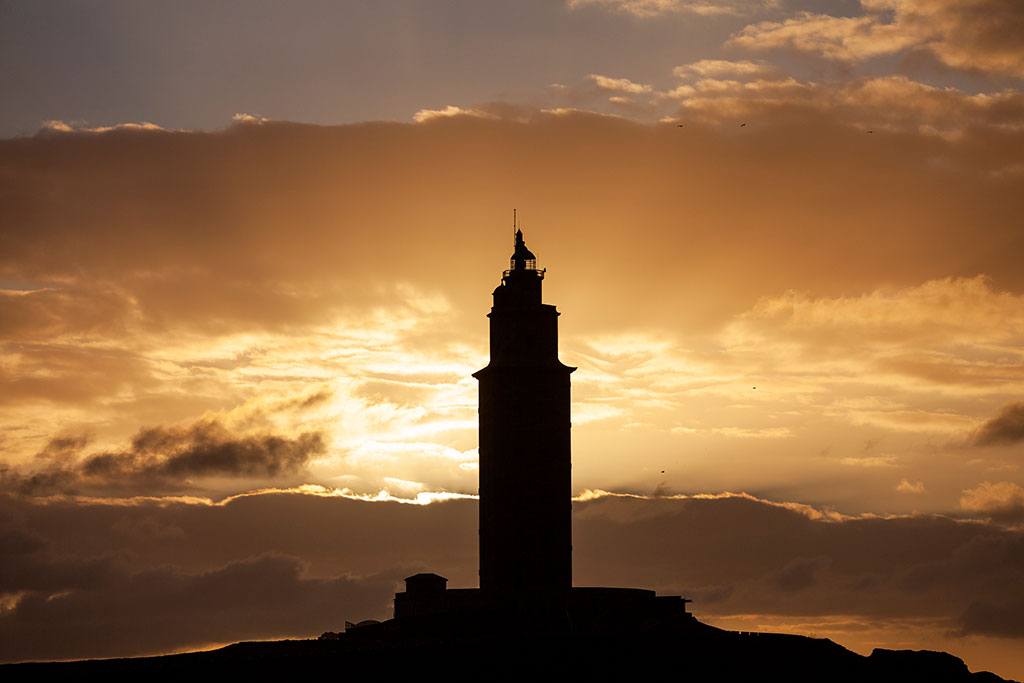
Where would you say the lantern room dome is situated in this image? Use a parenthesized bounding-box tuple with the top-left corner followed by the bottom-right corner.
(510, 229, 537, 271)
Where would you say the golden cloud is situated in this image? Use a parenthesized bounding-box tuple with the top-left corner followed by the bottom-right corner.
(729, 0, 1024, 78)
(673, 59, 777, 79)
(674, 74, 1024, 137)
(587, 74, 653, 94)
(960, 480, 1024, 520)
(413, 105, 499, 123)
(567, 0, 774, 18)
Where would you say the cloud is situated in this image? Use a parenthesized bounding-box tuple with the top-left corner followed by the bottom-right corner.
(840, 456, 896, 468)
(2, 113, 1023, 508)
(672, 426, 792, 439)
(567, 0, 775, 18)
(896, 478, 925, 494)
(618, 44, 1024, 138)
(728, 0, 1024, 78)
(959, 595, 1024, 638)
(1, 487, 1023, 664)
(413, 105, 499, 123)
(0, 421, 325, 496)
(587, 74, 653, 94)
(0, 342, 157, 406)
(38, 120, 170, 135)
(0, 489, 480, 661)
(232, 112, 270, 125)
(770, 556, 827, 591)
(34, 433, 92, 463)
(0, 286, 135, 340)
(572, 491, 1024, 654)
(673, 59, 776, 79)
(735, 276, 1024, 366)
(960, 481, 1024, 521)
(728, 11, 917, 63)
(971, 402, 1024, 446)
(87, 422, 323, 478)
(0, 552, 398, 662)
(673, 73, 1024, 137)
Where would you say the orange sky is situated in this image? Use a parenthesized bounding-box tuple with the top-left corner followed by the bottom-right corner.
(1, 1, 1023, 678)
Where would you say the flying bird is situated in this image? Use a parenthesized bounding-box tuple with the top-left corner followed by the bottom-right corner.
(740, 123, 746, 127)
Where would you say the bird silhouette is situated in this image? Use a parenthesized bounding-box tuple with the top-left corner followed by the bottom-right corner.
(740, 123, 746, 127)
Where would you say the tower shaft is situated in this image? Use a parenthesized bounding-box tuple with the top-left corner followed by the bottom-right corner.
(473, 231, 574, 597)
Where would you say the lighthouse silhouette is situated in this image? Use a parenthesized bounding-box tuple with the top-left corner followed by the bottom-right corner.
(387, 219, 690, 626)
(474, 227, 575, 596)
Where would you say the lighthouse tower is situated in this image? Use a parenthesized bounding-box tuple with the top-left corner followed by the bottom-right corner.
(390, 224, 690, 625)
(473, 228, 575, 597)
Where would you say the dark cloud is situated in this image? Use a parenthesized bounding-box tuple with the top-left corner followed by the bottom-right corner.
(972, 402, 1024, 446)
(0, 528, 45, 556)
(0, 490, 1022, 663)
(34, 434, 92, 462)
(0, 490, 476, 661)
(952, 534, 1024, 637)
(1, 421, 325, 496)
(771, 556, 827, 592)
(0, 491, 478, 583)
(0, 553, 398, 663)
(959, 596, 1024, 638)
(572, 494, 1024, 629)
(0, 465, 77, 498)
(95, 421, 323, 478)
(285, 387, 334, 411)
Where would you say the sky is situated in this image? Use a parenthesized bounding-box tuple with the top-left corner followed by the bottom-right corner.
(1, 0, 1023, 678)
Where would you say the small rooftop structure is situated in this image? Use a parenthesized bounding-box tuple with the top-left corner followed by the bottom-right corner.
(404, 573, 448, 594)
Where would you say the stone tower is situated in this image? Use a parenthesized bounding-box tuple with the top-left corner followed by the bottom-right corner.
(473, 229, 575, 597)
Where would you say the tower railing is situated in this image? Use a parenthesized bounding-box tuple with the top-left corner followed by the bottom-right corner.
(503, 267, 546, 279)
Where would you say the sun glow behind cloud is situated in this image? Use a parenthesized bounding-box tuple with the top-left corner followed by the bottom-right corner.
(4, 193, 1023, 511)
